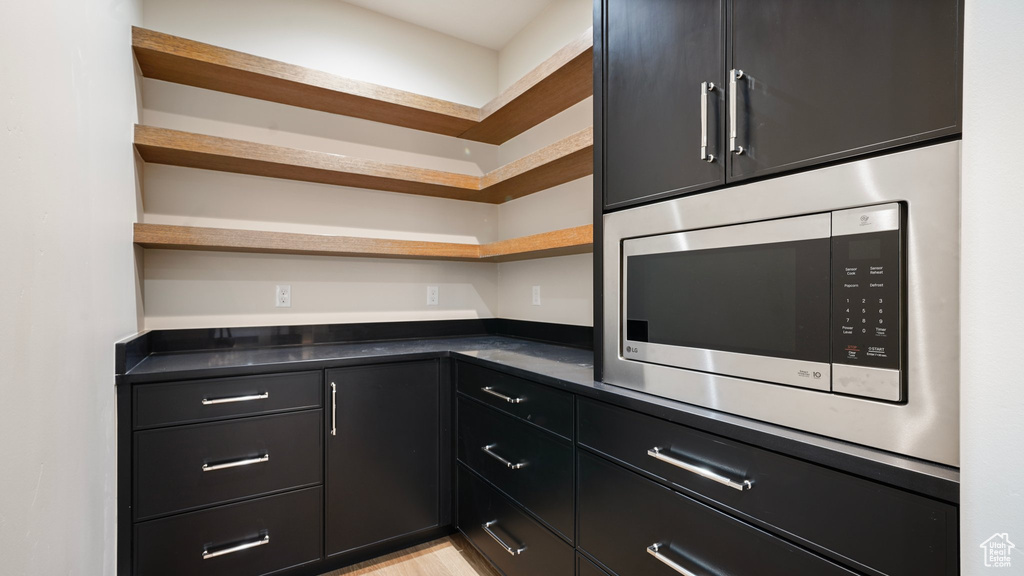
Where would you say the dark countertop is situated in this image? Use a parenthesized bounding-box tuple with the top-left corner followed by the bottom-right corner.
(122, 335, 958, 503)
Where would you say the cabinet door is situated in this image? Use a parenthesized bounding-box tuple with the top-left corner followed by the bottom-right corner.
(727, 0, 961, 181)
(604, 0, 725, 209)
(325, 361, 440, 557)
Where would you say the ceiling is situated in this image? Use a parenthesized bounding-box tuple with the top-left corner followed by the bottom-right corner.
(341, 0, 555, 50)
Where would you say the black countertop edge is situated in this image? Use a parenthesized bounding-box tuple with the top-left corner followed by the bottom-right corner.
(115, 319, 593, 376)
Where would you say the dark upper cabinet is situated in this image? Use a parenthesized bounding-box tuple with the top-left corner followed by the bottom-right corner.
(727, 0, 962, 181)
(600, 0, 962, 209)
(324, 361, 441, 558)
(603, 0, 725, 209)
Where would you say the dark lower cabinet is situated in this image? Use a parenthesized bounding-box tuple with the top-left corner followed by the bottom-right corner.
(458, 465, 574, 576)
(578, 451, 857, 576)
(134, 486, 322, 576)
(325, 361, 441, 557)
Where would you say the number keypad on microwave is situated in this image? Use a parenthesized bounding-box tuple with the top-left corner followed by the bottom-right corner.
(832, 230, 902, 372)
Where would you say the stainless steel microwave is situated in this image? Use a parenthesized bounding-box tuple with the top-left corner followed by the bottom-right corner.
(603, 142, 960, 466)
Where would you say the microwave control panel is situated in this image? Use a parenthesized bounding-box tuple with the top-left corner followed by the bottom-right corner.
(830, 204, 903, 402)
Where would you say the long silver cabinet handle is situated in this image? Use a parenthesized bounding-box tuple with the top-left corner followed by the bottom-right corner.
(203, 534, 270, 560)
(647, 447, 752, 491)
(647, 543, 699, 576)
(331, 382, 337, 437)
(481, 386, 524, 404)
(729, 68, 745, 155)
(482, 521, 526, 556)
(202, 392, 269, 406)
(481, 444, 528, 470)
(700, 81, 715, 163)
(202, 454, 269, 472)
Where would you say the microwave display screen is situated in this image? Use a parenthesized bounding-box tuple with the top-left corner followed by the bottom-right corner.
(625, 239, 831, 363)
(848, 238, 882, 260)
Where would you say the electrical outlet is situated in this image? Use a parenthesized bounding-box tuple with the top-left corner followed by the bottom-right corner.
(427, 286, 439, 306)
(532, 285, 541, 306)
(275, 285, 291, 308)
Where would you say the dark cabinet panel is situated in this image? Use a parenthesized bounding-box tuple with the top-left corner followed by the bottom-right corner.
(134, 371, 322, 429)
(325, 361, 440, 557)
(579, 553, 615, 576)
(135, 410, 322, 521)
(727, 0, 961, 181)
(578, 398, 958, 575)
(457, 361, 573, 440)
(458, 465, 574, 576)
(578, 451, 857, 576)
(604, 0, 725, 209)
(134, 487, 323, 576)
(457, 397, 574, 541)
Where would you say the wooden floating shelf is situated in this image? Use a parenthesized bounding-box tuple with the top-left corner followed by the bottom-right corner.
(134, 223, 593, 263)
(133, 26, 593, 145)
(134, 125, 593, 204)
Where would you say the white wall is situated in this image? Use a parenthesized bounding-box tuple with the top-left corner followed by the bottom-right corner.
(494, 2, 595, 325)
(140, 0, 596, 330)
(0, 0, 142, 574)
(143, 0, 498, 107)
(140, 0, 507, 330)
(498, 0, 594, 92)
(960, 2, 1024, 573)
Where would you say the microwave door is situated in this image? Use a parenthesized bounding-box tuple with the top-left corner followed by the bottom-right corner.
(622, 213, 832, 391)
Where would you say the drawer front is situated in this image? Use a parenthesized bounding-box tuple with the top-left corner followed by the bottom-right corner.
(135, 486, 322, 576)
(458, 397, 573, 540)
(578, 398, 958, 575)
(135, 411, 322, 520)
(458, 465, 573, 576)
(457, 362, 573, 439)
(578, 451, 857, 576)
(134, 371, 322, 429)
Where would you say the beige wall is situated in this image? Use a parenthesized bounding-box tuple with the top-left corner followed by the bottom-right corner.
(139, 0, 594, 330)
(0, 0, 143, 574)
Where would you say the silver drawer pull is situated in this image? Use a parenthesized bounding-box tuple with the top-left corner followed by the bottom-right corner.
(202, 454, 269, 472)
(481, 386, 524, 404)
(647, 447, 752, 491)
(647, 543, 699, 576)
(202, 392, 269, 406)
(700, 81, 715, 163)
(331, 382, 337, 437)
(482, 520, 526, 556)
(729, 68, 745, 155)
(202, 534, 269, 560)
(481, 444, 527, 470)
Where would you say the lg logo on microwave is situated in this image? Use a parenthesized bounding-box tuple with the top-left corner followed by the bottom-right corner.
(625, 346, 638, 354)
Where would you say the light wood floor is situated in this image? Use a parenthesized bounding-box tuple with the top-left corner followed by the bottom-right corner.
(319, 534, 502, 576)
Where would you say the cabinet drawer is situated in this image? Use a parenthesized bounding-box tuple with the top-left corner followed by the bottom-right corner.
(135, 486, 322, 576)
(135, 410, 322, 520)
(458, 465, 573, 576)
(578, 451, 856, 576)
(458, 397, 573, 540)
(134, 371, 321, 429)
(457, 362, 572, 439)
(578, 398, 958, 575)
